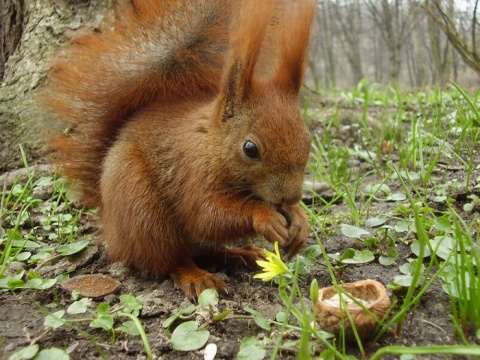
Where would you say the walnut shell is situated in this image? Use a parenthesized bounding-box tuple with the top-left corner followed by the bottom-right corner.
(315, 279, 391, 342)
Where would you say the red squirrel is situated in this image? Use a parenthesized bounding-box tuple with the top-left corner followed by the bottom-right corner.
(42, 0, 315, 299)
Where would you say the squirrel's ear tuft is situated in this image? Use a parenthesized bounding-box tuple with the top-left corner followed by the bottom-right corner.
(273, 0, 316, 95)
(220, 0, 277, 122)
(221, 60, 241, 122)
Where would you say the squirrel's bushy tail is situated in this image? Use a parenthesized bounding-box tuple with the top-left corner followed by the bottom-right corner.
(42, 0, 232, 206)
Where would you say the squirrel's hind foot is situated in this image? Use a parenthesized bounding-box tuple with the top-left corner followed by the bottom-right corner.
(171, 262, 228, 301)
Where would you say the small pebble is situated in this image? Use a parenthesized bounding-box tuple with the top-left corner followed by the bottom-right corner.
(204, 343, 217, 360)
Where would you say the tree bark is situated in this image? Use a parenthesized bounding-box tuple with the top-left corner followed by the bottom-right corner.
(0, 0, 24, 81)
(0, 0, 115, 172)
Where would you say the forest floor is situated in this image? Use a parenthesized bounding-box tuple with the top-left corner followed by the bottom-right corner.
(1, 86, 480, 359)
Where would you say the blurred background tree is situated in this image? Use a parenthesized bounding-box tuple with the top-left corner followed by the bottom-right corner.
(306, 0, 479, 89)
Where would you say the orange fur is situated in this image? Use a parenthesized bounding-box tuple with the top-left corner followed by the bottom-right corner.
(42, 0, 316, 299)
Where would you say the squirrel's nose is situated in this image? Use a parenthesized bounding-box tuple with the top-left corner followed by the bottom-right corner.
(282, 192, 302, 206)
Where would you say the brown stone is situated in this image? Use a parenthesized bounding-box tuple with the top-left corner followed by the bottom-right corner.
(61, 274, 120, 299)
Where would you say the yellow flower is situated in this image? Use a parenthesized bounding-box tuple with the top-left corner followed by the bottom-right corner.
(253, 242, 290, 282)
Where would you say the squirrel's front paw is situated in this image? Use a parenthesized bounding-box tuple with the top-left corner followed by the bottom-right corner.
(278, 204, 309, 259)
(212, 245, 266, 269)
(252, 205, 309, 259)
(253, 207, 290, 248)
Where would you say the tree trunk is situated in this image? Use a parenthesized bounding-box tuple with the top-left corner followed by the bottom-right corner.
(0, 0, 24, 81)
(411, 17, 427, 86)
(318, 2, 337, 88)
(334, 0, 364, 86)
(0, 0, 115, 172)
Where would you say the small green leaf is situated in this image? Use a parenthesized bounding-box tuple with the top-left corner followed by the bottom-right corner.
(25, 278, 56, 290)
(464, 203, 474, 212)
(275, 311, 287, 322)
(11, 239, 41, 249)
(363, 237, 379, 247)
(170, 321, 210, 351)
(71, 290, 80, 300)
(379, 247, 398, 266)
(430, 236, 455, 260)
(394, 220, 412, 232)
(120, 294, 142, 313)
(253, 315, 270, 331)
(96, 302, 110, 316)
(0, 275, 24, 290)
(411, 240, 431, 258)
(365, 217, 388, 227)
(393, 275, 414, 287)
(348, 249, 374, 264)
(67, 298, 92, 315)
(434, 195, 448, 203)
(302, 245, 322, 260)
(35, 347, 69, 360)
(14, 268, 25, 280)
(244, 307, 270, 331)
(56, 240, 90, 256)
(198, 289, 219, 307)
(379, 255, 396, 266)
(162, 313, 181, 330)
(399, 261, 424, 276)
(332, 249, 374, 264)
(319, 349, 337, 360)
(55, 273, 70, 284)
(340, 224, 369, 238)
(8, 344, 39, 360)
(29, 250, 52, 263)
(293, 255, 314, 275)
(15, 252, 31, 261)
(118, 320, 141, 335)
(327, 253, 342, 262)
(162, 304, 195, 329)
(394, 205, 412, 215)
(435, 217, 451, 233)
(34, 176, 53, 187)
(44, 310, 66, 328)
(90, 314, 114, 331)
(364, 183, 390, 195)
(212, 309, 232, 321)
(238, 337, 266, 360)
(388, 193, 407, 201)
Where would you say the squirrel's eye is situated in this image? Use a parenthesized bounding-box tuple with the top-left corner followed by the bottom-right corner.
(243, 140, 260, 160)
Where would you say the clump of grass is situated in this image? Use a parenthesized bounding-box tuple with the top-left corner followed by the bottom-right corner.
(296, 82, 480, 357)
(443, 205, 480, 339)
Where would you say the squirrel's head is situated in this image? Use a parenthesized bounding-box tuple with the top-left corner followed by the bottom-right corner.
(212, 0, 315, 206)
(212, 81, 311, 206)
